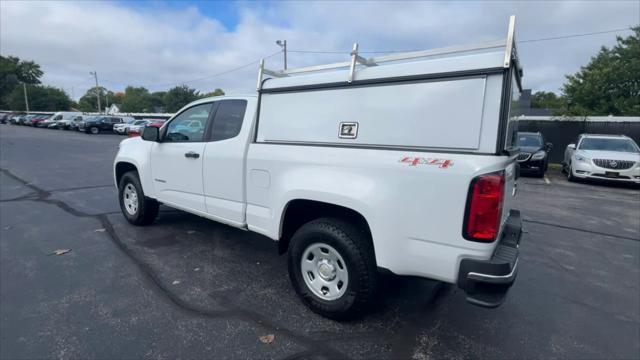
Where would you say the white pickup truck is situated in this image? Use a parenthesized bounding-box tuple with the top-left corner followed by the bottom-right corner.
(114, 17, 524, 319)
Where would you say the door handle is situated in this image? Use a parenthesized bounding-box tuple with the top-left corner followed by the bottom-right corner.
(184, 151, 200, 159)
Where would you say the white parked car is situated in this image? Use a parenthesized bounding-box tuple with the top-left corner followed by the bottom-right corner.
(50, 114, 86, 130)
(39, 111, 82, 128)
(563, 134, 640, 184)
(114, 17, 523, 319)
(114, 119, 148, 135)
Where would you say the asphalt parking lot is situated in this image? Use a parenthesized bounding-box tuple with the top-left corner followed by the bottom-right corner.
(1, 124, 639, 359)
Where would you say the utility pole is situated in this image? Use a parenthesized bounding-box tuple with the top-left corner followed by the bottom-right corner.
(276, 40, 287, 70)
(90, 71, 101, 113)
(22, 83, 29, 113)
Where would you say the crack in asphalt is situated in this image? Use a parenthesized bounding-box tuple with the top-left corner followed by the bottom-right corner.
(523, 218, 640, 242)
(0, 167, 351, 360)
(47, 184, 115, 193)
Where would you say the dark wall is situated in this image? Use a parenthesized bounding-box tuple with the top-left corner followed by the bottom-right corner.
(518, 120, 640, 163)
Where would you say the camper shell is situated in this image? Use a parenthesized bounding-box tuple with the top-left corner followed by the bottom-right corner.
(257, 16, 523, 156)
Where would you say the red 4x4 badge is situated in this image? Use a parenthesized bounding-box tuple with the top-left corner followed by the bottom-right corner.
(400, 157, 453, 169)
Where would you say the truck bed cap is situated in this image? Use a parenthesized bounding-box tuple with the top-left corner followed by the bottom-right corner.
(262, 45, 507, 91)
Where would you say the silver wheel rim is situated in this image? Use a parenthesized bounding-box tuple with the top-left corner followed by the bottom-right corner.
(301, 243, 348, 301)
(91, 127, 98, 134)
(123, 183, 139, 216)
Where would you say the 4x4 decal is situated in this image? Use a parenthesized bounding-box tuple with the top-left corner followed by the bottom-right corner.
(400, 157, 453, 168)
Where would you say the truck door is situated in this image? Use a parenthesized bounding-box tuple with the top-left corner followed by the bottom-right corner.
(202, 99, 251, 226)
(150, 103, 214, 213)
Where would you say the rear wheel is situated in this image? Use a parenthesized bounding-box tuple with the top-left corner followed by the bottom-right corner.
(118, 171, 159, 225)
(90, 126, 100, 134)
(287, 218, 378, 320)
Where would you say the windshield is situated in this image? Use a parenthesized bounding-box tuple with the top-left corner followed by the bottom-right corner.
(518, 134, 542, 147)
(133, 120, 146, 125)
(579, 138, 640, 153)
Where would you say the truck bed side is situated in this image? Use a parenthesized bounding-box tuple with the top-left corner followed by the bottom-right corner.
(246, 144, 516, 283)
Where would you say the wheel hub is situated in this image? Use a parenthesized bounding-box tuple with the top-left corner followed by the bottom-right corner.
(300, 243, 349, 301)
(123, 183, 138, 215)
(317, 259, 336, 281)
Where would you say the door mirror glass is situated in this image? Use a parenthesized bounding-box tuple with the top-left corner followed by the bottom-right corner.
(142, 126, 160, 142)
(568, 143, 575, 150)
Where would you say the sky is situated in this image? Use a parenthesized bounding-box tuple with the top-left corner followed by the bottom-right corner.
(1, 0, 638, 101)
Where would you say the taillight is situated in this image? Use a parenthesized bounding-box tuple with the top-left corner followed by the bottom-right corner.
(463, 171, 505, 242)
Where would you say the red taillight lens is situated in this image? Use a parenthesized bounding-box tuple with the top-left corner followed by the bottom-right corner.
(463, 171, 505, 242)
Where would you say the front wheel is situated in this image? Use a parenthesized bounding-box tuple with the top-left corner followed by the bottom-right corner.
(118, 171, 159, 225)
(287, 218, 378, 320)
(567, 163, 576, 182)
(89, 127, 100, 134)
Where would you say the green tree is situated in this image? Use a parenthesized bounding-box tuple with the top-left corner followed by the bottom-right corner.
(531, 91, 564, 109)
(202, 88, 225, 98)
(164, 85, 200, 112)
(120, 86, 152, 112)
(0, 55, 44, 108)
(562, 26, 640, 116)
(149, 91, 167, 112)
(78, 86, 109, 112)
(7, 85, 71, 111)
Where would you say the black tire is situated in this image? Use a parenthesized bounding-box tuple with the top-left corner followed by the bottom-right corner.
(118, 171, 159, 225)
(567, 163, 576, 182)
(287, 218, 378, 320)
(89, 126, 100, 134)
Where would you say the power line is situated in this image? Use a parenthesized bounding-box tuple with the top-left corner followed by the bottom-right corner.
(76, 25, 635, 92)
(518, 27, 633, 43)
(99, 50, 282, 89)
(288, 26, 635, 54)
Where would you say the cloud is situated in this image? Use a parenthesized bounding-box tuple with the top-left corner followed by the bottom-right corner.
(1, 0, 637, 101)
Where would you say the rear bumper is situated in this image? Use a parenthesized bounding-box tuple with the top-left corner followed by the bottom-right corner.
(458, 209, 522, 308)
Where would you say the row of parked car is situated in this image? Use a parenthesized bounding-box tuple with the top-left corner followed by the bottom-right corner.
(2, 112, 638, 184)
(0, 111, 166, 136)
(516, 131, 640, 184)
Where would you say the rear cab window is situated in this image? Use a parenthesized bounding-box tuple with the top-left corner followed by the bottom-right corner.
(209, 100, 247, 141)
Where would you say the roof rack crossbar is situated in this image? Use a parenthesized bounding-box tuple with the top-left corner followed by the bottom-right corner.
(257, 16, 519, 90)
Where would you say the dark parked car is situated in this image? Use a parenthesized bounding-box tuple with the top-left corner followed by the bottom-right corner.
(516, 132, 553, 177)
(79, 116, 124, 134)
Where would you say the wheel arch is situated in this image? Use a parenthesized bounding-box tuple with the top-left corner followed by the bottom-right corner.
(278, 199, 374, 259)
(115, 161, 139, 187)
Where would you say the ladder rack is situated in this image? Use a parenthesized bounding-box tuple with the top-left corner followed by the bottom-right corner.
(257, 15, 519, 90)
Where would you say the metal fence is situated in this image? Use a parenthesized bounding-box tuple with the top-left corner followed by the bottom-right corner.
(518, 117, 640, 163)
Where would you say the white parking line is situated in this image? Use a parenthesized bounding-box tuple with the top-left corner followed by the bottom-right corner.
(544, 176, 551, 185)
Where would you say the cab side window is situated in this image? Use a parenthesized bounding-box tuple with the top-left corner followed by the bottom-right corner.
(165, 103, 213, 142)
(210, 100, 247, 141)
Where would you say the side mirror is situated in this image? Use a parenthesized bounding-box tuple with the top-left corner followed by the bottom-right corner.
(567, 144, 575, 150)
(545, 142, 553, 150)
(142, 126, 160, 142)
